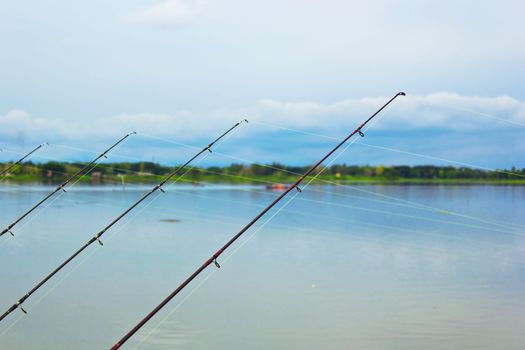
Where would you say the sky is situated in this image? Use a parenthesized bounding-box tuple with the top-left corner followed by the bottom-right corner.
(0, 0, 524, 168)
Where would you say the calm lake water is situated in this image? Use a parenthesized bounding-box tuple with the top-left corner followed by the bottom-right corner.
(0, 184, 524, 349)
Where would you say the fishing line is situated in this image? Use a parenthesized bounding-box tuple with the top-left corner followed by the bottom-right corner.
(17, 122, 242, 315)
(0, 151, 452, 223)
(249, 120, 525, 179)
(0, 143, 48, 181)
(3, 150, 523, 235)
(0, 133, 136, 238)
(3, 136, 522, 240)
(6, 128, 521, 234)
(87, 194, 522, 268)
(185, 166, 525, 233)
(130, 98, 395, 349)
(133, 95, 452, 349)
(109, 92, 406, 349)
(0, 163, 209, 337)
(0, 136, 133, 242)
(0, 161, 104, 249)
(15, 181, 487, 254)
(51, 143, 144, 163)
(138, 135, 525, 234)
(436, 102, 525, 128)
(168, 186, 524, 236)
(0, 121, 245, 326)
(3, 160, 520, 341)
(141, 100, 514, 348)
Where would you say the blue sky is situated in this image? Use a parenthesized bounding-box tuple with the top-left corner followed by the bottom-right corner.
(0, 0, 524, 168)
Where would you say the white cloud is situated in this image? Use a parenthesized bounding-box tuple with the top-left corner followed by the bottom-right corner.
(123, 0, 207, 27)
(1, 93, 524, 144)
(245, 92, 525, 133)
(0, 109, 63, 141)
(2, 93, 524, 167)
(0, 110, 199, 142)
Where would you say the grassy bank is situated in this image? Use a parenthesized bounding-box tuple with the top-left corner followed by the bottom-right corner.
(3, 173, 525, 186)
(1, 161, 524, 185)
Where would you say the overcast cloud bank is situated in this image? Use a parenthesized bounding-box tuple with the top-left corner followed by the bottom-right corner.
(1, 93, 524, 143)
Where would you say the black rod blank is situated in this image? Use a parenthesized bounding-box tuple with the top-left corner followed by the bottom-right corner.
(109, 92, 405, 349)
(0, 133, 135, 238)
(0, 120, 246, 323)
(0, 143, 48, 178)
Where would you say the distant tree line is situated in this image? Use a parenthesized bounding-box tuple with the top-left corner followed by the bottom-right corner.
(1, 161, 524, 182)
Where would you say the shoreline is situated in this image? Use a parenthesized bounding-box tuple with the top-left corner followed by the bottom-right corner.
(2, 176, 525, 186)
(2, 163, 524, 186)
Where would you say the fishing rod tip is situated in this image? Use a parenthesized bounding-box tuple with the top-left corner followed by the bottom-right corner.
(398, 92, 406, 96)
(41, 142, 49, 146)
(128, 131, 137, 136)
(239, 118, 249, 124)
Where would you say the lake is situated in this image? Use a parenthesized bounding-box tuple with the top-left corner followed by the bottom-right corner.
(0, 184, 524, 349)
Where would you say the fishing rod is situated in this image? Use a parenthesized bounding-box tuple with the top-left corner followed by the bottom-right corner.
(0, 120, 246, 323)
(0, 133, 135, 238)
(109, 92, 405, 349)
(0, 143, 48, 178)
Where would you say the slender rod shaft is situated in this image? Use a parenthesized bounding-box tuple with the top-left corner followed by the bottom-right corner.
(0, 143, 47, 177)
(0, 133, 135, 238)
(110, 92, 405, 349)
(0, 120, 245, 323)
